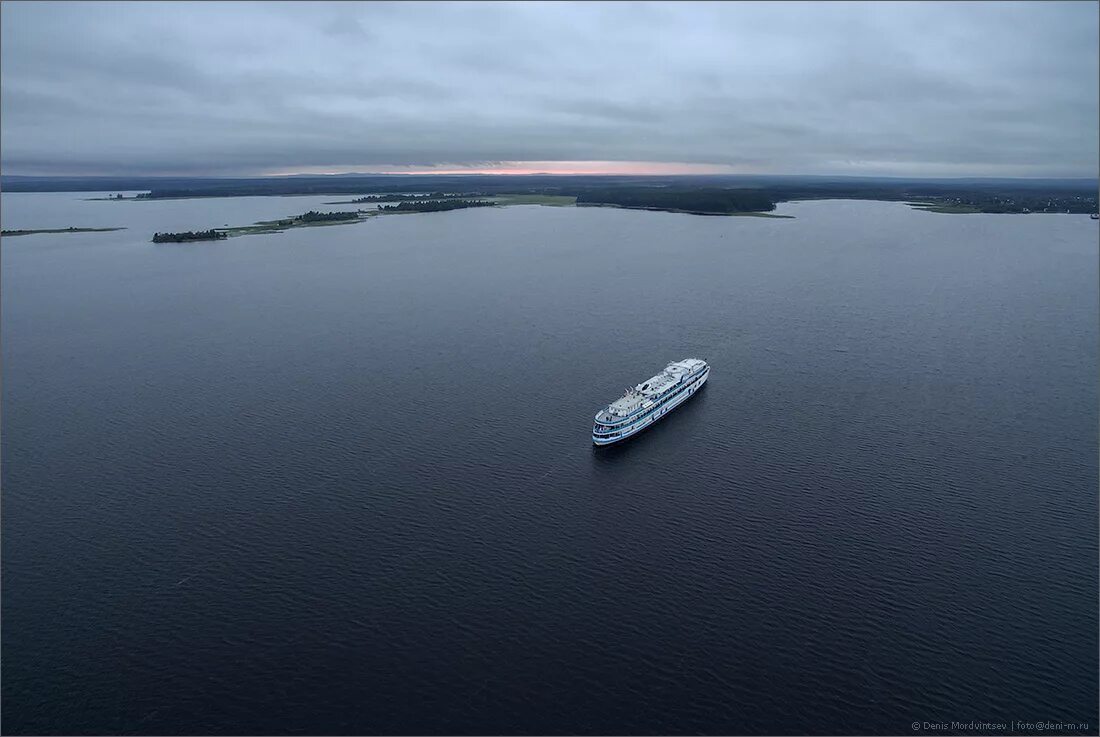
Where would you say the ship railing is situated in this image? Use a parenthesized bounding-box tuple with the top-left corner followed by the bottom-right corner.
(594, 370, 704, 426)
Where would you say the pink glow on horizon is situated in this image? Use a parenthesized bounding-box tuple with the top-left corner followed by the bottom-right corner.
(262, 161, 747, 176)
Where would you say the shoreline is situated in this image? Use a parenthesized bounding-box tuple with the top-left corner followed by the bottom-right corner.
(58, 189, 1099, 216)
(2, 226, 126, 236)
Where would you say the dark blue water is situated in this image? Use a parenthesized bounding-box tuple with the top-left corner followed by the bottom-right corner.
(3, 195, 1097, 735)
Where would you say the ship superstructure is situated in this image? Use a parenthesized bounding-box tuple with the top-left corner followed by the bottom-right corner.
(592, 358, 709, 445)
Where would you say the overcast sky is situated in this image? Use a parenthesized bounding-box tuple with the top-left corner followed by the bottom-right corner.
(1, 1, 1097, 178)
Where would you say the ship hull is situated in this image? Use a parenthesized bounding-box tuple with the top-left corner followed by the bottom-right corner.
(592, 366, 709, 445)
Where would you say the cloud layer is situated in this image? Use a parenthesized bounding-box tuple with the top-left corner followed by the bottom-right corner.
(2, 1, 1097, 177)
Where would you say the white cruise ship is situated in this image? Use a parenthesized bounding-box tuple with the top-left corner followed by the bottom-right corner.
(592, 358, 709, 445)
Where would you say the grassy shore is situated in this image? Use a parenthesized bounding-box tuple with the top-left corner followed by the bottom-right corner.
(220, 211, 376, 237)
(908, 203, 983, 214)
(576, 202, 794, 218)
(490, 194, 578, 206)
(2, 226, 126, 236)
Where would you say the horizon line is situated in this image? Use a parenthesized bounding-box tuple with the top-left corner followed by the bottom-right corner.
(3, 171, 1097, 181)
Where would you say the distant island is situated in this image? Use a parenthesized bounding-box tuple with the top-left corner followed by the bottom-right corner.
(2, 226, 125, 236)
(152, 229, 228, 243)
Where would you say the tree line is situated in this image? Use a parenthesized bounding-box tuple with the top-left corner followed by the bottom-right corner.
(152, 229, 227, 243)
(378, 199, 495, 213)
(294, 210, 361, 223)
(575, 188, 777, 215)
(350, 192, 468, 203)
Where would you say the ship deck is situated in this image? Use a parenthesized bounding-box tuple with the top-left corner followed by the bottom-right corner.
(596, 359, 707, 423)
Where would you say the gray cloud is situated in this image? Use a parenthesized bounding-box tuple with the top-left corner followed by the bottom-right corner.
(1, 0, 1096, 176)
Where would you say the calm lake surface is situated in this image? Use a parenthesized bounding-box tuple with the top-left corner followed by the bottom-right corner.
(2, 193, 1097, 735)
